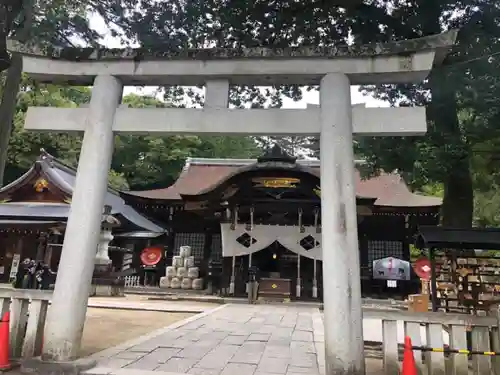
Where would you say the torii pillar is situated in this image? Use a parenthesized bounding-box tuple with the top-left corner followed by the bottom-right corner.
(10, 31, 457, 374)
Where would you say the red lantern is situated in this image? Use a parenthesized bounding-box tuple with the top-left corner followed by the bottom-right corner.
(140, 247, 162, 266)
(413, 258, 432, 281)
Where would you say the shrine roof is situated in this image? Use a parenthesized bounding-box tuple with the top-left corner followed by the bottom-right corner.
(8, 31, 457, 62)
(122, 156, 442, 208)
(0, 151, 165, 233)
(416, 226, 500, 250)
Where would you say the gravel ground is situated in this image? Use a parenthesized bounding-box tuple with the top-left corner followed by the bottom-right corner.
(80, 308, 194, 357)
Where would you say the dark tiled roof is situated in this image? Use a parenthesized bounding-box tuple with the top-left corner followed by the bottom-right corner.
(124, 158, 442, 208)
(0, 151, 165, 233)
(417, 226, 500, 250)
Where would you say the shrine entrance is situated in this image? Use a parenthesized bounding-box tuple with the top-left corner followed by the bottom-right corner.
(251, 240, 321, 301)
(253, 240, 283, 275)
(251, 241, 294, 301)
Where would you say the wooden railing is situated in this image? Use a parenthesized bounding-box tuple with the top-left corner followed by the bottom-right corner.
(0, 289, 52, 359)
(364, 308, 500, 375)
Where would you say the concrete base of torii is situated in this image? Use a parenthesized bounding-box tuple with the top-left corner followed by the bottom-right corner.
(10, 30, 457, 375)
(21, 357, 97, 375)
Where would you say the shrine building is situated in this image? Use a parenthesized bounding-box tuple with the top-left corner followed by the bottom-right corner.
(0, 151, 165, 284)
(122, 146, 442, 300)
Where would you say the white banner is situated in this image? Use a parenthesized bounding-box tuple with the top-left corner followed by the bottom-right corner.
(221, 223, 322, 260)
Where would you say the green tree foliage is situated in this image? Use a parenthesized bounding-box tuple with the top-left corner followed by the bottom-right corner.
(349, 1, 500, 228)
(113, 94, 261, 190)
(4, 78, 130, 189)
(6, 80, 261, 191)
(123, 0, 500, 227)
(121, 0, 342, 151)
(5, 0, 500, 228)
(0, 0, 133, 186)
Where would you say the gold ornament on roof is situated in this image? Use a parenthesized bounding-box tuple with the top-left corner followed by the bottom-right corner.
(34, 178, 49, 193)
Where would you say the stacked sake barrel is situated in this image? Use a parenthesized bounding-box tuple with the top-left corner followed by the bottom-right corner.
(160, 246, 203, 290)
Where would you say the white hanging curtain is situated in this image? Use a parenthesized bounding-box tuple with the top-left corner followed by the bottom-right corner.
(221, 223, 322, 260)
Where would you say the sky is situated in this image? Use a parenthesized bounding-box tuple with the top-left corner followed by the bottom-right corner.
(89, 14, 389, 109)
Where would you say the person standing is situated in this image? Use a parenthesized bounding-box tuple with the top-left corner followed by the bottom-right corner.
(38, 263, 56, 290)
(247, 265, 260, 304)
(26, 260, 37, 289)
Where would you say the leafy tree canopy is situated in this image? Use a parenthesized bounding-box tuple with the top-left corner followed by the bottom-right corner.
(6, 78, 262, 191)
(121, 0, 500, 227)
(3, 0, 500, 228)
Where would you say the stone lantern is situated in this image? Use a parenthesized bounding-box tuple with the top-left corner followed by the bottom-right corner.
(90, 205, 121, 296)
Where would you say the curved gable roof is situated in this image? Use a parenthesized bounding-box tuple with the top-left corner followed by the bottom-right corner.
(0, 151, 165, 233)
(123, 157, 442, 208)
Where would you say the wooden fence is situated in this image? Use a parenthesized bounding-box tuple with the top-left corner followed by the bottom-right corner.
(1, 286, 500, 375)
(364, 308, 500, 375)
(0, 289, 52, 359)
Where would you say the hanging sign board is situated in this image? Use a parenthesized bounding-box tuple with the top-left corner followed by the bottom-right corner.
(372, 257, 410, 281)
(413, 258, 432, 281)
(9, 254, 21, 280)
(140, 247, 162, 267)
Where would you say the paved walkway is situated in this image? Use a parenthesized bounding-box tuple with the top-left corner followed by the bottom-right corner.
(87, 304, 327, 375)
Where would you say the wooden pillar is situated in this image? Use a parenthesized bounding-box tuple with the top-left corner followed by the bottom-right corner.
(430, 247, 439, 312)
(44, 231, 61, 270)
(359, 234, 369, 297)
(402, 214, 413, 296)
(203, 231, 213, 261)
(296, 254, 301, 298)
(167, 230, 176, 257)
(15, 237, 23, 259)
(35, 232, 48, 262)
(143, 239, 151, 286)
(313, 208, 319, 299)
(203, 231, 213, 289)
(49, 233, 63, 271)
(402, 214, 411, 261)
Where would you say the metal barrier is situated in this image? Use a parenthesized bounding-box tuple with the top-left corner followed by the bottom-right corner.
(412, 345, 500, 356)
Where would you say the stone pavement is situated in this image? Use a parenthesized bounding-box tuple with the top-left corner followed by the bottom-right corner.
(86, 304, 327, 375)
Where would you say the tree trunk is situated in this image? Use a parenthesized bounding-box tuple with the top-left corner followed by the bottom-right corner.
(441, 162, 474, 228)
(0, 1, 25, 73)
(0, 53, 22, 187)
(428, 51, 473, 229)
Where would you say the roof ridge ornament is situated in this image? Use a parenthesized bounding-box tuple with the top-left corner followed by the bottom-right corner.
(257, 144, 297, 164)
(38, 148, 55, 166)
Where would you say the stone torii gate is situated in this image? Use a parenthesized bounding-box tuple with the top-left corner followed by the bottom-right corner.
(10, 31, 456, 375)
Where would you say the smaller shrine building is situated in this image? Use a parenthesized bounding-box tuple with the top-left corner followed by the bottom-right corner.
(0, 151, 166, 285)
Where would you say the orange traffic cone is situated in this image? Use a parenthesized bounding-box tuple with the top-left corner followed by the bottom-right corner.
(402, 336, 417, 375)
(0, 311, 11, 370)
